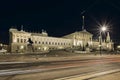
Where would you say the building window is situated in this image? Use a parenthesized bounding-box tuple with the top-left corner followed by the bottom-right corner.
(39, 42, 41, 44)
(35, 41, 37, 44)
(55, 42, 57, 45)
(17, 38, 19, 43)
(21, 39, 23, 43)
(49, 42, 51, 45)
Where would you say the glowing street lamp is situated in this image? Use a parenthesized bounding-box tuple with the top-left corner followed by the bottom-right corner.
(101, 26, 107, 31)
(99, 26, 107, 54)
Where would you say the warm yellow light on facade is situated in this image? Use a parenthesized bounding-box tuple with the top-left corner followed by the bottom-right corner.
(20, 45, 24, 49)
(13, 39, 17, 43)
(58, 46, 63, 49)
(117, 45, 120, 49)
(44, 47, 47, 51)
(38, 47, 41, 49)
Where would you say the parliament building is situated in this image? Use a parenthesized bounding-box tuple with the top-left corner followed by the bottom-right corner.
(9, 27, 114, 53)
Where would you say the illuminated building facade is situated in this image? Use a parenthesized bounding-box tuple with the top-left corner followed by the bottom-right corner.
(9, 28, 114, 53)
(9, 28, 72, 53)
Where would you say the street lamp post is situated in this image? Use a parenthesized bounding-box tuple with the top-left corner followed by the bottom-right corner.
(99, 26, 107, 55)
(100, 31, 102, 55)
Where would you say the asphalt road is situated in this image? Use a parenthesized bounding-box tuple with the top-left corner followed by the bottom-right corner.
(0, 55, 120, 80)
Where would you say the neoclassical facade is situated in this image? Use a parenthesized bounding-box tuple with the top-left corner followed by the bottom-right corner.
(63, 29, 93, 47)
(9, 28, 72, 53)
(9, 28, 114, 53)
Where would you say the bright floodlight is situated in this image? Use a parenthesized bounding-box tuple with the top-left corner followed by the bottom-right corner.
(101, 26, 107, 31)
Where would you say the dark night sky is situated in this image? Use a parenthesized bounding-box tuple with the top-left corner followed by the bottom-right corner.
(0, 0, 120, 44)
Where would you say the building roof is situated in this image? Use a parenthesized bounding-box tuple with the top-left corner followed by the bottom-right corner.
(63, 29, 93, 38)
(79, 29, 93, 35)
(31, 33, 48, 36)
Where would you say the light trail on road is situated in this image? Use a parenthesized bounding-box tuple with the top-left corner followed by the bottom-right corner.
(0, 56, 120, 80)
